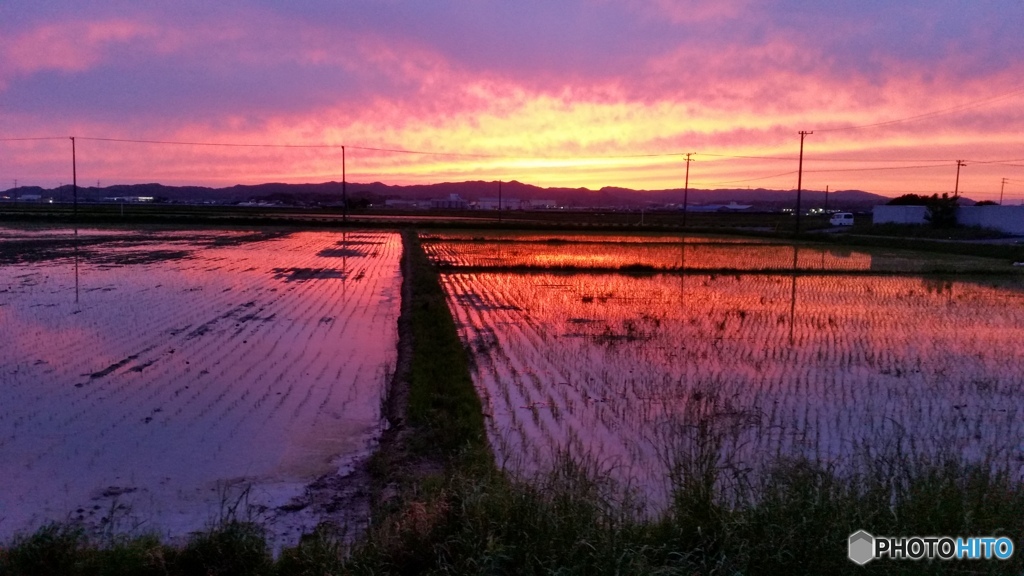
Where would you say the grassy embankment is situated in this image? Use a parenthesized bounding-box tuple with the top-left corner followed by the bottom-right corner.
(4, 231, 1024, 574)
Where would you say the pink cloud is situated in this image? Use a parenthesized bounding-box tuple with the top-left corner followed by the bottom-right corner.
(0, 19, 180, 87)
(2, 3, 1024, 196)
(607, 0, 752, 24)
(14, 22, 132, 71)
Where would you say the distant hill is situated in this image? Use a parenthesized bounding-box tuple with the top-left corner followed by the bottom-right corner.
(1, 180, 892, 210)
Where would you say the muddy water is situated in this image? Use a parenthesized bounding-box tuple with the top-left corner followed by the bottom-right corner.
(432, 236, 1024, 508)
(0, 227, 401, 547)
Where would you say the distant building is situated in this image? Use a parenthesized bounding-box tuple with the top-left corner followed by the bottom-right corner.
(18, 194, 41, 201)
(430, 194, 469, 210)
(874, 204, 1024, 235)
(686, 202, 752, 212)
(476, 197, 521, 210)
(384, 198, 426, 209)
(526, 199, 558, 209)
(103, 196, 154, 203)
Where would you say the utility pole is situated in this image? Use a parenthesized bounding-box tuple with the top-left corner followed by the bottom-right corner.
(70, 136, 79, 304)
(498, 180, 503, 223)
(1000, 177, 1008, 205)
(342, 145, 347, 224)
(795, 131, 812, 235)
(71, 137, 77, 219)
(824, 184, 829, 212)
(953, 160, 966, 197)
(682, 152, 695, 227)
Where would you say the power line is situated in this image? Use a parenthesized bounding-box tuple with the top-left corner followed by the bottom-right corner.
(39, 135, 966, 164)
(700, 152, 794, 161)
(805, 163, 950, 174)
(0, 136, 66, 142)
(806, 157, 969, 163)
(74, 136, 695, 161)
(700, 170, 798, 186)
(966, 157, 1024, 163)
(814, 84, 1024, 133)
(5, 133, 1024, 196)
(702, 152, 996, 163)
(5, 134, 1024, 166)
(77, 136, 501, 158)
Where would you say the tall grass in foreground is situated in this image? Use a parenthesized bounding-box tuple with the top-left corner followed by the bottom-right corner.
(4, 453, 1022, 575)
(340, 450, 1024, 575)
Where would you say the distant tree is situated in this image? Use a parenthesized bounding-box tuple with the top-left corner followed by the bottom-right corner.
(887, 194, 930, 205)
(924, 193, 958, 228)
(974, 200, 998, 206)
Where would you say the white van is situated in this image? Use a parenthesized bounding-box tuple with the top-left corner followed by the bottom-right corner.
(830, 212, 854, 226)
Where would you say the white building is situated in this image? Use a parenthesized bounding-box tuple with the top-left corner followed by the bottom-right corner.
(476, 197, 521, 210)
(873, 204, 1024, 235)
(430, 194, 469, 210)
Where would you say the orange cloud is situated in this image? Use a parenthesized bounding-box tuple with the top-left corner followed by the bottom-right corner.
(2, 5, 1024, 198)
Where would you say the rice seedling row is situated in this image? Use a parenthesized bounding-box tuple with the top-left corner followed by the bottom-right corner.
(425, 235, 1017, 274)
(420, 231, 776, 245)
(438, 262, 1024, 508)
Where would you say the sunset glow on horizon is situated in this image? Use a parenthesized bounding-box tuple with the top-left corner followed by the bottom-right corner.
(2, 2, 1024, 201)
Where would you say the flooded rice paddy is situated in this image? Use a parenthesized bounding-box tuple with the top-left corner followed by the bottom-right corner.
(0, 227, 401, 546)
(423, 233, 1012, 274)
(4, 226, 1023, 543)
(426, 233, 1024, 506)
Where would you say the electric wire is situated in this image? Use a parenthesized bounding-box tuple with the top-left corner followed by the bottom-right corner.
(813, 85, 1024, 133)
(3, 129, 1024, 192)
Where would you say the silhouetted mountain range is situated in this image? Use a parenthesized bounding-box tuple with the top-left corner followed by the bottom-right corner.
(2, 180, 895, 210)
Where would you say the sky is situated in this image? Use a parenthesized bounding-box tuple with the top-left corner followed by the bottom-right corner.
(2, 1, 1024, 201)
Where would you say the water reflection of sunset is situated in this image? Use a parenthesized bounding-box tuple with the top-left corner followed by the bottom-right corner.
(424, 235, 1016, 274)
(0, 228, 401, 547)
(441, 267, 1024, 508)
(427, 241, 871, 271)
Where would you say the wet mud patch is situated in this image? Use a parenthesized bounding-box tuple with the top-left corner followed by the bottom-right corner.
(317, 247, 367, 258)
(272, 267, 347, 282)
(89, 249, 194, 266)
(0, 236, 136, 265)
(89, 355, 142, 380)
(0, 229, 292, 266)
(81, 345, 159, 383)
(193, 230, 294, 247)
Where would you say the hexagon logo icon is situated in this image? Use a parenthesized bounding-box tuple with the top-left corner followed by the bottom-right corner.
(848, 530, 875, 565)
